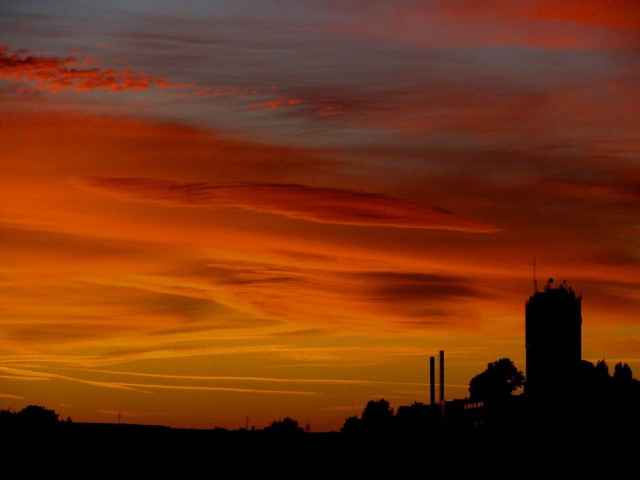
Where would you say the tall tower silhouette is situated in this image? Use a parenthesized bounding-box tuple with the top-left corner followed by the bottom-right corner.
(525, 278, 582, 400)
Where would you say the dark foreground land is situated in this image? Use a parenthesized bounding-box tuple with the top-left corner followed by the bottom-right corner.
(4, 420, 635, 476)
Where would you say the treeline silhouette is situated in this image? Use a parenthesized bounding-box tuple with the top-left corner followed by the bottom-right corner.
(2, 358, 637, 473)
(0, 404, 68, 430)
(3, 357, 637, 439)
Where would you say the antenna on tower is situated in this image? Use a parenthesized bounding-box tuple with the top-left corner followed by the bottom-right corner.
(533, 254, 538, 294)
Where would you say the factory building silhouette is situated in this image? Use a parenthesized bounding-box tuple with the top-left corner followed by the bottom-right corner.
(398, 277, 590, 431)
(352, 272, 638, 437)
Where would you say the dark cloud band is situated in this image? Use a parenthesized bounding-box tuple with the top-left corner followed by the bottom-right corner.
(80, 176, 497, 233)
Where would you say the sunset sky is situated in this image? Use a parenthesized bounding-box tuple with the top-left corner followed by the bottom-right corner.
(1, 1, 639, 432)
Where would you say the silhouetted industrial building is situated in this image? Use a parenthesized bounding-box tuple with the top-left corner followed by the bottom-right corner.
(525, 278, 582, 401)
(403, 276, 637, 434)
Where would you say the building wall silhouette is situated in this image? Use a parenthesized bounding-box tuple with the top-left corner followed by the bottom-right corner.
(525, 278, 582, 401)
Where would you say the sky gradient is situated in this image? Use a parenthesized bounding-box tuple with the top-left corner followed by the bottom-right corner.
(1, 1, 639, 432)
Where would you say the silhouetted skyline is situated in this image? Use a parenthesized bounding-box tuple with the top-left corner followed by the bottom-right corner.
(3, 277, 639, 437)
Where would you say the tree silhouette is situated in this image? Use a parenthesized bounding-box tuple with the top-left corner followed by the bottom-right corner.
(573, 360, 640, 432)
(360, 398, 395, 434)
(576, 358, 611, 403)
(17, 404, 60, 428)
(340, 399, 396, 435)
(264, 416, 304, 435)
(340, 415, 362, 435)
(594, 359, 611, 388)
(0, 408, 18, 428)
(469, 358, 524, 403)
(611, 362, 639, 410)
(612, 362, 633, 385)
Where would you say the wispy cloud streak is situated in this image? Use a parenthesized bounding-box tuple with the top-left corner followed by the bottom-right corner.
(0, 366, 318, 396)
(0, 366, 146, 392)
(79, 368, 430, 388)
(80, 177, 497, 232)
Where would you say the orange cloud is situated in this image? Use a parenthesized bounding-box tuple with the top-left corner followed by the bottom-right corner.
(0, 46, 330, 113)
(80, 177, 497, 233)
(248, 93, 347, 118)
(0, 46, 190, 93)
(250, 97, 302, 109)
(0, 46, 347, 125)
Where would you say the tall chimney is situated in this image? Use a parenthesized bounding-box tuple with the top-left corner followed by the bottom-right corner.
(439, 350, 445, 404)
(429, 356, 435, 405)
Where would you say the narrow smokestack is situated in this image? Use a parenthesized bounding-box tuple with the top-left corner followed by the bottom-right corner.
(439, 350, 444, 403)
(430, 356, 435, 405)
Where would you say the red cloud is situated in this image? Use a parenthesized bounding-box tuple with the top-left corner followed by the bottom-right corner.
(0, 46, 189, 93)
(1, 45, 349, 118)
(250, 97, 302, 109)
(80, 177, 498, 233)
